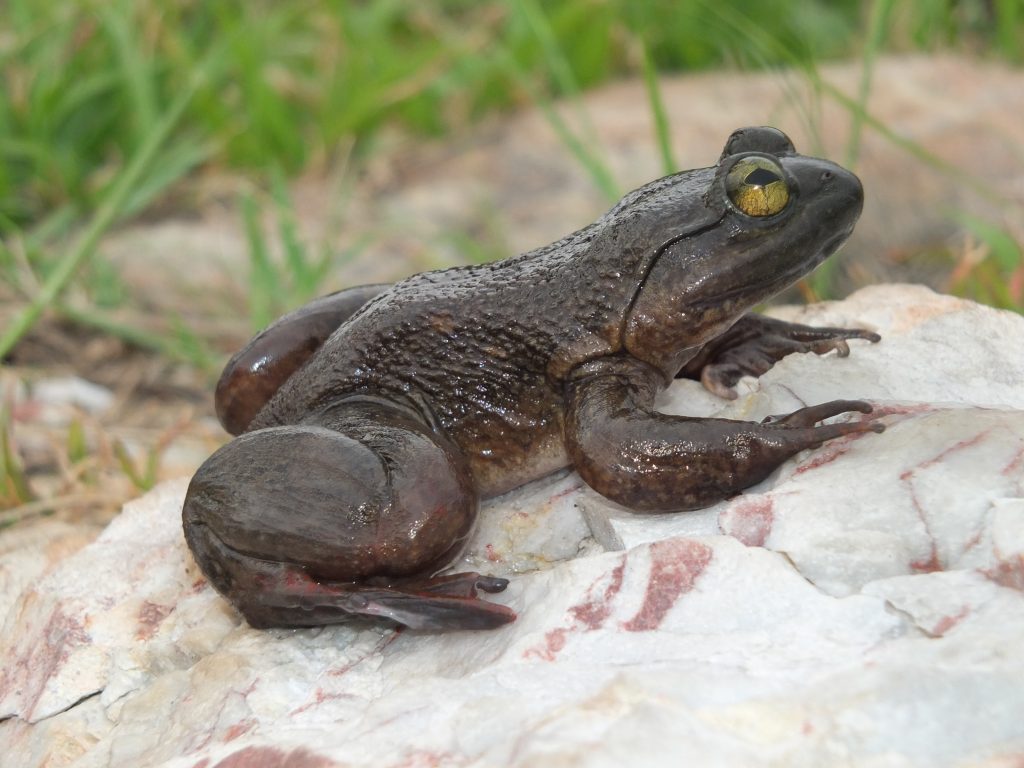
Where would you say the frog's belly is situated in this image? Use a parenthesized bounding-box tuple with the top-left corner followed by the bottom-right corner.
(444, 413, 569, 499)
(471, 429, 569, 498)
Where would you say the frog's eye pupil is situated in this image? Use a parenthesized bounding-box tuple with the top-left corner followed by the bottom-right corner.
(725, 156, 790, 218)
(744, 167, 780, 186)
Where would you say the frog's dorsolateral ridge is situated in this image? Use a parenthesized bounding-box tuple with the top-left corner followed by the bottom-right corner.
(183, 126, 882, 631)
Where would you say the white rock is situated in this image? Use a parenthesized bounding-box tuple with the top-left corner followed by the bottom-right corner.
(2, 285, 1023, 767)
(34, 377, 115, 414)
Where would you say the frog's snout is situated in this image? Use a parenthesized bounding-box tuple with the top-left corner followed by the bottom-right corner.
(820, 163, 864, 217)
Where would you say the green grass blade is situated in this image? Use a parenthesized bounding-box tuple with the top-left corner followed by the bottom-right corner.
(97, 3, 158, 143)
(511, 0, 582, 99)
(1, 406, 34, 505)
(954, 212, 1023, 273)
(119, 136, 215, 219)
(0, 48, 225, 359)
(241, 193, 276, 330)
(489, 42, 618, 201)
(993, 0, 1021, 61)
(113, 440, 148, 492)
(66, 418, 89, 466)
(498, 0, 617, 200)
(846, 0, 894, 167)
(55, 303, 218, 371)
(641, 41, 676, 175)
(23, 204, 80, 250)
(269, 168, 312, 297)
(169, 316, 219, 373)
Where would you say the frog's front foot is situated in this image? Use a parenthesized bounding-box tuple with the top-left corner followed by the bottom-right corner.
(763, 399, 883, 433)
(682, 314, 880, 399)
(567, 360, 885, 513)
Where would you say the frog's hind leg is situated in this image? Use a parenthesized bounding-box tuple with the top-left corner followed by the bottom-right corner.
(678, 313, 880, 399)
(182, 400, 516, 631)
(216, 284, 389, 435)
(184, 521, 514, 630)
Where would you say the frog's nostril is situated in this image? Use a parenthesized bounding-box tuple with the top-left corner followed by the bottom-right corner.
(821, 170, 834, 182)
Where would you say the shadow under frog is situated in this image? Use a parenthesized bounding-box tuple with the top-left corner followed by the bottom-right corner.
(183, 127, 883, 632)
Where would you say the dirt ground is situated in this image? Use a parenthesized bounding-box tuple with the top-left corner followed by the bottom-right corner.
(2, 54, 1022, 541)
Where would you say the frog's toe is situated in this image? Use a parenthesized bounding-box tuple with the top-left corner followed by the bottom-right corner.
(697, 337, 845, 399)
(700, 347, 786, 398)
(475, 575, 510, 593)
(802, 416, 885, 445)
(391, 571, 509, 597)
(747, 316, 880, 346)
(339, 587, 517, 631)
(355, 572, 514, 629)
(700, 363, 744, 399)
(764, 399, 874, 427)
(731, 400, 882, 462)
(762, 400, 884, 443)
(813, 337, 849, 357)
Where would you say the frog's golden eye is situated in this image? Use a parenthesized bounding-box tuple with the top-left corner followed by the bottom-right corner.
(725, 156, 790, 217)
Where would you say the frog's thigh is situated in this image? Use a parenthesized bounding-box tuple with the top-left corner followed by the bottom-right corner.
(215, 284, 390, 434)
(182, 407, 479, 628)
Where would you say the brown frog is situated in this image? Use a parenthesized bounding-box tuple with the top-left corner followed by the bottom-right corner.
(183, 127, 882, 632)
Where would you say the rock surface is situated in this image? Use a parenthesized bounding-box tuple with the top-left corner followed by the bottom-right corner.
(2, 285, 1023, 767)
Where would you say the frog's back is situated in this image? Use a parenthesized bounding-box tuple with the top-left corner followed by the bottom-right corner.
(252, 166, 718, 493)
(251, 253, 594, 494)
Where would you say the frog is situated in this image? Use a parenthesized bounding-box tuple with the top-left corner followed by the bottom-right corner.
(183, 126, 883, 632)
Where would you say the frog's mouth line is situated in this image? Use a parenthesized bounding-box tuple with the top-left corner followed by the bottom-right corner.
(692, 221, 857, 312)
(820, 229, 853, 259)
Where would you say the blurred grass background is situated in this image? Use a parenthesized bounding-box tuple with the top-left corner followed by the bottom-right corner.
(1, 0, 1023, 519)
(0, 0, 1022, 360)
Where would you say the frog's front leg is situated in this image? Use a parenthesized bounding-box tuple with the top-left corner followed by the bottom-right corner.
(566, 358, 883, 512)
(679, 314, 880, 400)
(216, 284, 389, 435)
(183, 398, 515, 631)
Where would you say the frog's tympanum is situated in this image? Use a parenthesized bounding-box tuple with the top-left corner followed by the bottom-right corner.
(184, 127, 883, 632)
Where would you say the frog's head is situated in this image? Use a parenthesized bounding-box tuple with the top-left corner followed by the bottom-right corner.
(623, 126, 863, 376)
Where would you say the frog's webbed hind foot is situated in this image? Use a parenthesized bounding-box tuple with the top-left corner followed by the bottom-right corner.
(333, 578, 516, 631)
(680, 314, 880, 399)
(396, 571, 510, 597)
(185, 519, 515, 631)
